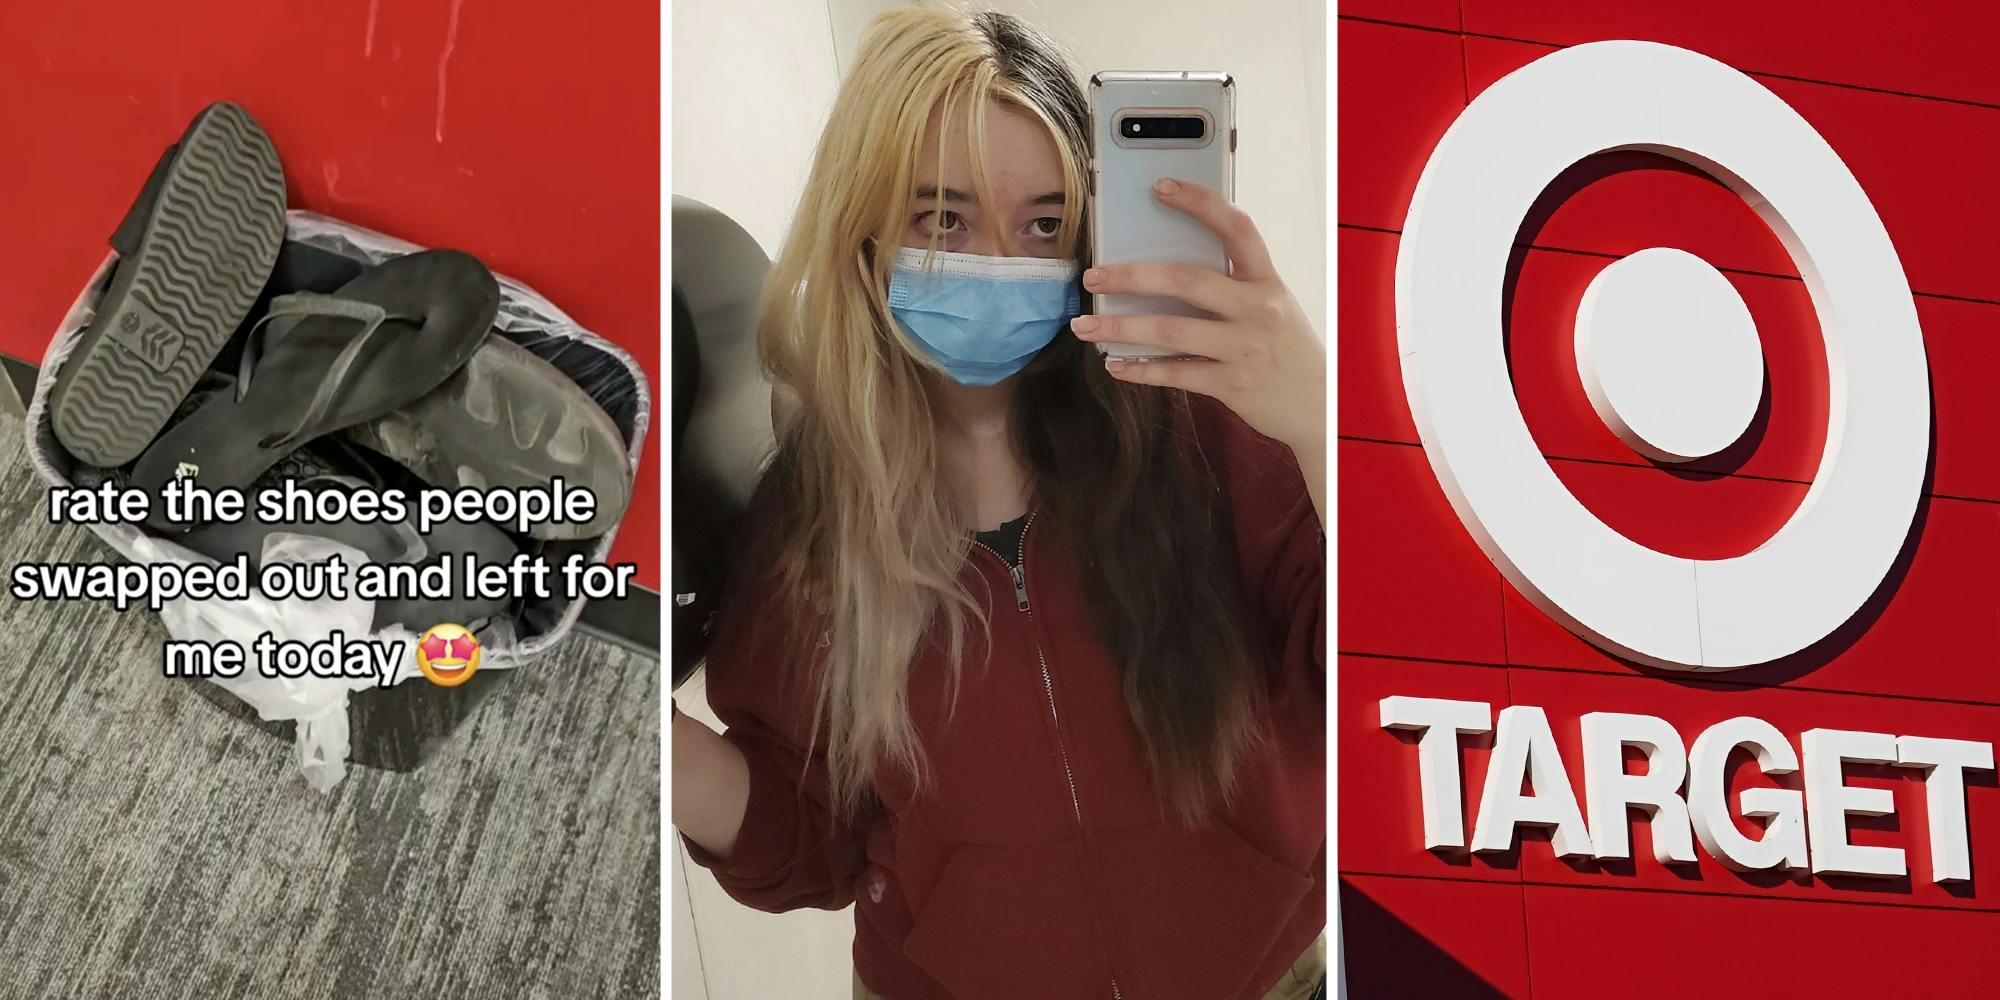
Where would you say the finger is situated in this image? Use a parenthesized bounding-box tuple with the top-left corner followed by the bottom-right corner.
(1152, 177, 1277, 282)
(1083, 260, 1250, 317)
(1102, 355, 1228, 397)
(1070, 314, 1241, 360)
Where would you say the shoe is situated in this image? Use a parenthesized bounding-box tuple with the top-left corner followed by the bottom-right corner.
(162, 385, 522, 633)
(344, 334, 633, 540)
(48, 101, 286, 467)
(131, 249, 500, 531)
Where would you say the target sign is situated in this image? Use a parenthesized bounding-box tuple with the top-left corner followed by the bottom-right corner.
(1396, 41, 1931, 671)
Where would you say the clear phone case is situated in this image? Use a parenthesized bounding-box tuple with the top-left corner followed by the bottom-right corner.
(1087, 71, 1236, 358)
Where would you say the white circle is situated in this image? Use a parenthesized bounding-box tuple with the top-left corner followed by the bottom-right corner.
(1396, 41, 1929, 671)
(1575, 247, 1765, 463)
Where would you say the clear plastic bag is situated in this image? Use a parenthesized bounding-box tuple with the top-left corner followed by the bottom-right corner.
(26, 211, 652, 790)
(157, 532, 433, 791)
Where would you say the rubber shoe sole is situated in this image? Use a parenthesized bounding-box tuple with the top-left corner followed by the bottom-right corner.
(49, 101, 286, 468)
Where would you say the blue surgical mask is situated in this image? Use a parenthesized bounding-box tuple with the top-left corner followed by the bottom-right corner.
(886, 247, 1082, 386)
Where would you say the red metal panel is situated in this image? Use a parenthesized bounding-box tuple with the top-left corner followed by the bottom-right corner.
(1924, 294, 2000, 503)
(1336, 20, 1466, 232)
(1338, 1, 1461, 32)
(1764, 73, 2000, 307)
(1337, 440, 1508, 665)
(1461, 0, 2000, 107)
(1543, 457, 1808, 563)
(1335, 227, 1418, 443)
(1523, 883, 2000, 999)
(1338, 655, 1516, 882)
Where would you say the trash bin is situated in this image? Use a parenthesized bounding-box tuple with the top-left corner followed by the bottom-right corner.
(25, 210, 652, 789)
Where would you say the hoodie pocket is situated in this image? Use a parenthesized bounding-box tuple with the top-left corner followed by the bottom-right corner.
(1092, 822, 1315, 1000)
(901, 840, 1111, 1000)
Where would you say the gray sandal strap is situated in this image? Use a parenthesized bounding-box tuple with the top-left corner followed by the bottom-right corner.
(237, 291, 417, 453)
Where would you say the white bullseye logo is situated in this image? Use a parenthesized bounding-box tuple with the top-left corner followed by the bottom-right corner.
(1576, 247, 1765, 464)
(1396, 40, 1930, 671)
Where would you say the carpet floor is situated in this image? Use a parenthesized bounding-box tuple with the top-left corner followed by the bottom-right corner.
(0, 413, 661, 1000)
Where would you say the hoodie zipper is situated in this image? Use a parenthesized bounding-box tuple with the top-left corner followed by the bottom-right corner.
(970, 513, 1122, 1000)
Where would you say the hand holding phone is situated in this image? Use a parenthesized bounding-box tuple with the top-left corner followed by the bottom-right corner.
(1073, 174, 1327, 471)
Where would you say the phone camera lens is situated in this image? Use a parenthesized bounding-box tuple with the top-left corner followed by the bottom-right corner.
(1121, 116, 1206, 140)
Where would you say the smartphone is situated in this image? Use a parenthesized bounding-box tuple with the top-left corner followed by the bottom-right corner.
(1087, 71, 1236, 359)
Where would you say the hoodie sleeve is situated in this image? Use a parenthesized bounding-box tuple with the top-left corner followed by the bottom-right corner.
(1198, 397, 1327, 677)
(678, 583, 872, 912)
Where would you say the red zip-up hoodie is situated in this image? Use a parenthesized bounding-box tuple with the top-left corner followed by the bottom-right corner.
(683, 397, 1326, 1000)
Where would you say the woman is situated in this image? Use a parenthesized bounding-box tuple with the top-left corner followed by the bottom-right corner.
(672, 8, 1326, 999)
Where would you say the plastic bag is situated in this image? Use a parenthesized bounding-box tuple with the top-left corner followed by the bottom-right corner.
(158, 532, 428, 791)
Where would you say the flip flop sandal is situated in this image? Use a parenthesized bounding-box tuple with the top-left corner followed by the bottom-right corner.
(343, 335, 633, 540)
(48, 101, 286, 468)
(163, 396, 520, 633)
(132, 249, 500, 532)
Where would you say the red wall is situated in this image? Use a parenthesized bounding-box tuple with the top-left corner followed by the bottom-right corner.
(1341, 2, 2000, 994)
(0, 1, 660, 587)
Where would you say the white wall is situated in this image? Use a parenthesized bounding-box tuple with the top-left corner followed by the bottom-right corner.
(670, 1, 843, 261)
(670, 5, 855, 994)
(670, 3, 1326, 997)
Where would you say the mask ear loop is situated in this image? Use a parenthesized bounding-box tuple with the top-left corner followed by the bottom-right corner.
(860, 234, 888, 279)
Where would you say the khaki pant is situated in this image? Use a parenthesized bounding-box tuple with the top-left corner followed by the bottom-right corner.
(852, 932, 1328, 999)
